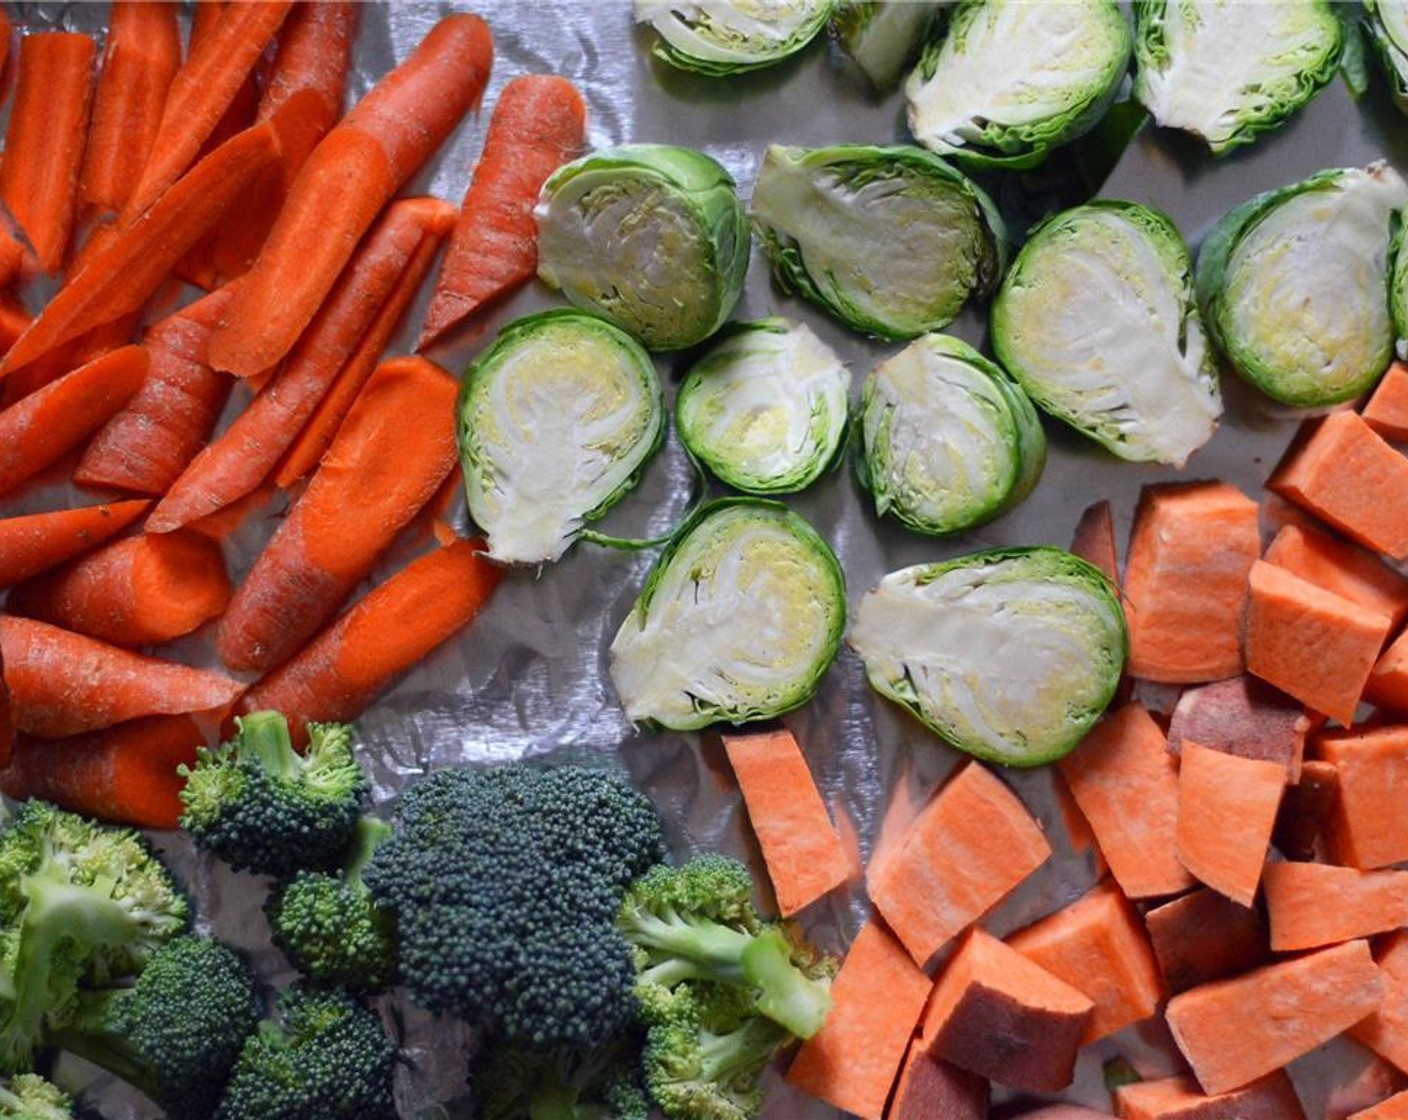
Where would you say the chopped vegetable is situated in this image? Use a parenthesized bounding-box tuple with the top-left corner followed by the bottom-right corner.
(1263, 862, 1408, 952)
(1265, 522, 1408, 630)
(1349, 931, 1408, 1074)
(1143, 888, 1269, 996)
(0, 1074, 73, 1120)
(1316, 725, 1408, 869)
(473, 1033, 649, 1120)
(1362, 359, 1408, 439)
(1166, 675, 1312, 782)
(830, 1, 942, 90)
(634, 0, 832, 75)
(889, 1049, 988, 1120)
(1367, 1, 1408, 114)
(1174, 742, 1284, 907)
(1070, 499, 1119, 585)
(0, 501, 152, 589)
(1273, 758, 1339, 863)
(1114, 1072, 1307, 1120)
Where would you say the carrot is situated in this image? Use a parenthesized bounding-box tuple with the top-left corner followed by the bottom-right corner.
(1122, 481, 1260, 684)
(234, 536, 503, 746)
(1006, 877, 1164, 1044)
(1243, 559, 1392, 725)
(148, 197, 455, 531)
(1350, 1092, 1408, 1120)
(0, 32, 96, 273)
(0, 297, 31, 355)
(785, 918, 932, 1120)
(1113, 1072, 1307, 1120)
(0, 713, 203, 829)
(1265, 523, 1408, 631)
(1175, 741, 1283, 906)
(889, 1046, 988, 1120)
(0, 120, 282, 378)
(721, 727, 851, 916)
(0, 7, 10, 80)
(73, 287, 236, 495)
(1316, 724, 1408, 869)
(209, 13, 494, 376)
(1264, 861, 1408, 952)
(1363, 361, 1408, 442)
(1350, 931, 1408, 1076)
(417, 74, 587, 351)
(1059, 703, 1193, 900)
(0, 499, 151, 588)
(1167, 676, 1313, 784)
(0, 344, 147, 497)
(6, 531, 231, 647)
(0, 615, 242, 738)
(1167, 939, 1383, 1096)
(1143, 887, 1268, 997)
(0, 224, 24, 293)
(0, 639, 13, 771)
(1070, 498, 1119, 584)
(77, 2, 182, 220)
(867, 761, 1051, 967)
(1273, 757, 1340, 862)
(0, 311, 142, 409)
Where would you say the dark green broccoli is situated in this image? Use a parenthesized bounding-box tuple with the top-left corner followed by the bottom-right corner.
(178, 711, 367, 876)
(52, 935, 260, 1120)
(0, 1073, 73, 1119)
(617, 856, 833, 1039)
(0, 801, 189, 1074)
(363, 764, 665, 1049)
(472, 1034, 649, 1120)
(265, 817, 396, 993)
(214, 986, 397, 1120)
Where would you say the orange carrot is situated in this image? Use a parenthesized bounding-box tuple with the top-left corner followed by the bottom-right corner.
(1263, 861, 1408, 952)
(233, 536, 504, 745)
(0, 7, 10, 81)
(0, 297, 31, 355)
(1175, 741, 1283, 906)
(77, 2, 181, 220)
(148, 198, 454, 530)
(6, 531, 232, 647)
(1167, 676, 1313, 784)
(0, 224, 24, 293)
(0, 311, 142, 409)
(1114, 1072, 1307, 1120)
(1350, 931, 1408, 1076)
(1364, 361, 1408, 442)
(0, 714, 203, 829)
(0, 638, 12, 771)
(1265, 523, 1408, 631)
(1143, 887, 1268, 996)
(1273, 757, 1340, 862)
(0, 615, 242, 738)
(0, 499, 151, 588)
(889, 1046, 988, 1120)
(209, 13, 494, 376)
(418, 74, 587, 350)
(1316, 724, 1408, 869)
(0, 345, 147, 497)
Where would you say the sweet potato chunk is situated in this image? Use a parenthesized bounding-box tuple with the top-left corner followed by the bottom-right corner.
(1317, 725, 1408, 869)
(1113, 1072, 1305, 1119)
(1264, 861, 1408, 951)
(1167, 674, 1312, 782)
(888, 1044, 988, 1120)
(1265, 523, 1408, 631)
(1175, 742, 1284, 907)
(1362, 360, 1408, 442)
(1143, 888, 1268, 996)
(1273, 759, 1340, 862)
(1350, 931, 1408, 1075)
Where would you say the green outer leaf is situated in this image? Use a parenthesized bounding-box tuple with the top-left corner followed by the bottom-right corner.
(831, 1, 943, 89)
(1391, 211, 1407, 361)
(638, 0, 835, 76)
(1366, 0, 1408, 113)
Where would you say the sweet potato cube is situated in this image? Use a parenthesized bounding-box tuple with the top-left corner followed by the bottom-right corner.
(1317, 725, 1408, 869)
(1071, 499, 1119, 583)
(1264, 861, 1408, 952)
(1114, 1072, 1305, 1119)
(1143, 888, 1268, 996)
(1167, 675, 1312, 782)
(1363, 361, 1408, 442)
(1350, 931, 1408, 1074)
(1367, 630, 1408, 713)
(1175, 742, 1284, 906)
(1265, 523, 1408, 631)
(1273, 758, 1340, 862)
(888, 1044, 988, 1120)
(1350, 1091, 1408, 1119)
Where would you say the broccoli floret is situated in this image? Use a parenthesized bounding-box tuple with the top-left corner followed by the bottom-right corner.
(0, 1073, 73, 1119)
(363, 764, 665, 1049)
(617, 856, 833, 1039)
(0, 801, 189, 1074)
(178, 712, 368, 876)
(53, 935, 259, 1120)
(265, 818, 397, 993)
(472, 1034, 649, 1120)
(214, 986, 397, 1120)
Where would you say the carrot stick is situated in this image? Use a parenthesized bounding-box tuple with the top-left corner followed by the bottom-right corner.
(78, 2, 181, 221)
(123, 0, 292, 219)
(0, 311, 142, 408)
(0, 714, 204, 829)
(417, 74, 586, 351)
(0, 345, 147, 497)
(209, 13, 493, 376)
(0, 225, 24, 293)
(147, 197, 453, 531)
(215, 356, 461, 672)
(0, 32, 97, 273)
(0, 499, 151, 588)
(73, 287, 236, 495)
(0, 297, 31, 356)
(234, 536, 504, 745)
(0, 120, 282, 377)
(0, 615, 242, 738)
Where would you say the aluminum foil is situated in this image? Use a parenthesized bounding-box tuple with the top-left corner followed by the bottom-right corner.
(4, 3, 1404, 1118)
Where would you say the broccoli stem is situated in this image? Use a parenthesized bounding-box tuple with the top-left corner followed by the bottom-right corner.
(51, 994, 163, 1105)
(344, 818, 393, 887)
(739, 929, 831, 1040)
(237, 711, 300, 780)
(624, 909, 754, 987)
(696, 1016, 782, 1085)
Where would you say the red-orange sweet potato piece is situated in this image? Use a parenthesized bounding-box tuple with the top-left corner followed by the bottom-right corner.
(1113, 1072, 1306, 1119)
(1265, 523, 1408, 632)
(1350, 1091, 1408, 1120)
(1317, 725, 1408, 869)
(888, 1044, 988, 1120)
(1362, 361, 1408, 442)
(1351, 932, 1408, 1076)
(1264, 861, 1408, 952)
(1143, 887, 1269, 996)
(1273, 758, 1340, 862)
(1167, 674, 1313, 783)
(1175, 741, 1284, 907)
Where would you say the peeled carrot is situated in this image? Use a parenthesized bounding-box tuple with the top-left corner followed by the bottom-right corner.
(1350, 931, 1408, 1076)
(0, 639, 12, 771)
(0, 312, 141, 408)
(1263, 861, 1408, 952)
(78, 2, 182, 220)
(1364, 361, 1408, 442)
(418, 74, 587, 350)
(234, 536, 504, 745)
(209, 13, 494, 376)
(1175, 741, 1283, 907)
(0, 499, 151, 588)
(1316, 725, 1408, 870)
(0, 615, 242, 738)
(0, 297, 31, 355)
(148, 198, 455, 531)
(0, 345, 147, 497)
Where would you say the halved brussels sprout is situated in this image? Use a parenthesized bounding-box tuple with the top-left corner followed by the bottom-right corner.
(904, 0, 1132, 170)
(457, 310, 665, 565)
(831, 1, 944, 89)
(856, 334, 1045, 536)
(1367, 1, 1408, 113)
(635, 0, 834, 75)
(675, 318, 851, 495)
(536, 145, 750, 352)
(1133, 1, 1343, 155)
(850, 548, 1127, 767)
(1197, 163, 1407, 408)
(990, 200, 1221, 467)
(750, 144, 1004, 340)
(609, 499, 845, 729)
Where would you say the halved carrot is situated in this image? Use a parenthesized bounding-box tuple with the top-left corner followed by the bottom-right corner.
(234, 536, 503, 746)
(1273, 757, 1340, 862)
(1316, 725, 1408, 869)
(1070, 498, 1119, 584)
(0, 31, 96, 273)
(0, 311, 142, 409)
(1143, 888, 1268, 997)
(0, 615, 242, 738)
(1350, 932, 1408, 1075)
(1167, 675, 1313, 783)
(1263, 861, 1408, 952)
(1363, 361, 1408, 442)
(1113, 1072, 1306, 1120)
(209, 12, 494, 376)
(0, 297, 31, 356)
(0, 345, 147, 497)
(889, 1045, 988, 1120)
(0, 499, 151, 588)
(785, 918, 933, 1120)
(1175, 741, 1283, 907)
(1265, 523, 1408, 631)
(418, 74, 587, 350)
(1350, 1092, 1408, 1120)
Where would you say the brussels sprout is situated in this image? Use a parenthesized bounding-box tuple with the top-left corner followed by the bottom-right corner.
(1367, 0, 1408, 113)
(635, 0, 834, 75)
(457, 309, 665, 565)
(904, 0, 1132, 170)
(750, 144, 1004, 340)
(609, 499, 845, 729)
(1197, 163, 1407, 408)
(536, 144, 750, 351)
(991, 200, 1221, 467)
(831, 1, 945, 90)
(676, 318, 851, 496)
(1133, 0, 1343, 155)
(850, 548, 1127, 767)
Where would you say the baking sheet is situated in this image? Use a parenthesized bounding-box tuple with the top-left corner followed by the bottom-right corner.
(4, 2, 1403, 1117)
